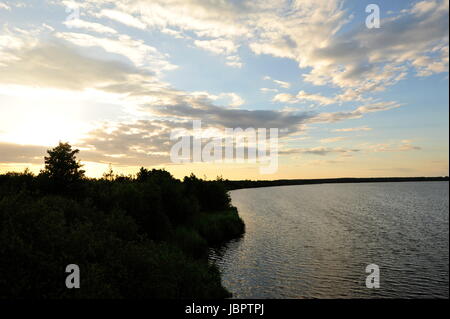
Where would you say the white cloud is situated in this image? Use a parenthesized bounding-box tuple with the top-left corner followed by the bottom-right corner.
(0, 2, 10, 10)
(42, 23, 55, 31)
(190, 91, 244, 107)
(96, 9, 146, 29)
(272, 93, 295, 103)
(300, 0, 449, 91)
(193, 39, 242, 68)
(296, 91, 334, 105)
(310, 101, 402, 123)
(225, 55, 243, 68)
(55, 32, 177, 73)
(221, 92, 244, 107)
(0, 39, 150, 91)
(194, 38, 238, 55)
(63, 18, 117, 34)
(273, 90, 335, 106)
(273, 79, 290, 89)
(263, 76, 291, 90)
(260, 88, 278, 93)
(126, 0, 250, 38)
(161, 28, 184, 39)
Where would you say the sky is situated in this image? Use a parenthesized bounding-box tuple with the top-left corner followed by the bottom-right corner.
(0, 0, 448, 180)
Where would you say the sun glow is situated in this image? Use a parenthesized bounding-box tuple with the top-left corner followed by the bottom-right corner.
(0, 86, 102, 146)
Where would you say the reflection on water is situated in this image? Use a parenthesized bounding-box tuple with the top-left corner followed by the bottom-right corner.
(209, 182, 449, 298)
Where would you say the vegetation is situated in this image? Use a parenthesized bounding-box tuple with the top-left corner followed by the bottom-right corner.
(223, 176, 449, 191)
(0, 142, 245, 299)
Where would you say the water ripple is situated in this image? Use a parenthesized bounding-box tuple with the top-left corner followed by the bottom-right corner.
(209, 182, 449, 298)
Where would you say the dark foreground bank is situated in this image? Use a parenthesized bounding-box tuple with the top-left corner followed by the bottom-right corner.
(224, 176, 449, 190)
(0, 143, 245, 299)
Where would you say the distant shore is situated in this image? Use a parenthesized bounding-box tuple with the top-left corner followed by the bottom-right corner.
(224, 176, 449, 190)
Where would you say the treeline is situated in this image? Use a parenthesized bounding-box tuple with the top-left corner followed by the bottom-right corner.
(0, 143, 245, 298)
(223, 176, 449, 190)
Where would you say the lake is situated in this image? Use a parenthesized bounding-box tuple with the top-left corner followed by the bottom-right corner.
(209, 182, 449, 298)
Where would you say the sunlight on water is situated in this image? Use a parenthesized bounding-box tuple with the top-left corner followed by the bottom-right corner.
(209, 182, 449, 298)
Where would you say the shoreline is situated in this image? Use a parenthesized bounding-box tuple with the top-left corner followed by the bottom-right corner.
(225, 176, 449, 191)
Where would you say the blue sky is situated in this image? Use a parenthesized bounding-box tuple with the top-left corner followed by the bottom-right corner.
(0, 0, 448, 179)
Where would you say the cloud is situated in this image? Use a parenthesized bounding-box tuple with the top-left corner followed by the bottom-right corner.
(220, 93, 244, 107)
(0, 31, 325, 137)
(280, 140, 422, 158)
(0, 142, 47, 164)
(367, 141, 422, 152)
(147, 97, 314, 131)
(273, 90, 335, 105)
(161, 28, 185, 39)
(96, 9, 146, 29)
(0, 22, 415, 169)
(63, 18, 118, 34)
(272, 80, 290, 89)
(0, 36, 403, 169)
(297, 91, 335, 105)
(123, 0, 250, 38)
(79, 120, 175, 166)
(194, 39, 238, 55)
(0, 40, 152, 91)
(52, 0, 448, 103)
(310, 101, 402, 123)
(272, 93, 295, 103)
(263, 76, 290, 89)
(260, 88, 278, 93)
(280, 147, 360, 156)
(0, 2, 10, 10)
(193, 39, 242, 67)
(302, 0, 449, 90)
(78, 97, 406, 167)
(190, 91, 245, 107)
(55, 31, 177, 72)
(225, 55, 243, 68)
(333, 126, 372, 132)
(320, 136, 346, 143)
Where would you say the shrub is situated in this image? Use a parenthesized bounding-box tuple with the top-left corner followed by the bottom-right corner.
(193, 207, 245, 245)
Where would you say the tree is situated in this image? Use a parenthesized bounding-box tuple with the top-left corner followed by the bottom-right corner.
(42, 142, 85, 189)
(103, 163, 115, 181)
(136, 167, 173, 183)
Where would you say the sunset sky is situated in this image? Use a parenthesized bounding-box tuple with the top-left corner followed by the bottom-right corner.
(0, 0, 448, 179)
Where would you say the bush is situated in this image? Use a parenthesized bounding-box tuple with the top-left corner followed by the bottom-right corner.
(171, 227, 209, 259)
(0, 193, 234, 298)
(193, 207, 245, 245)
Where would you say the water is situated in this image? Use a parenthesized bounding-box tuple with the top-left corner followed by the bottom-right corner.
(209, 182, 449, 298)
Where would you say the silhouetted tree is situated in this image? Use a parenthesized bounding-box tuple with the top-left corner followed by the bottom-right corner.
(102, 163, 115, 181)
(137, 167, 173, 183)
(41, 142, 85, 192)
